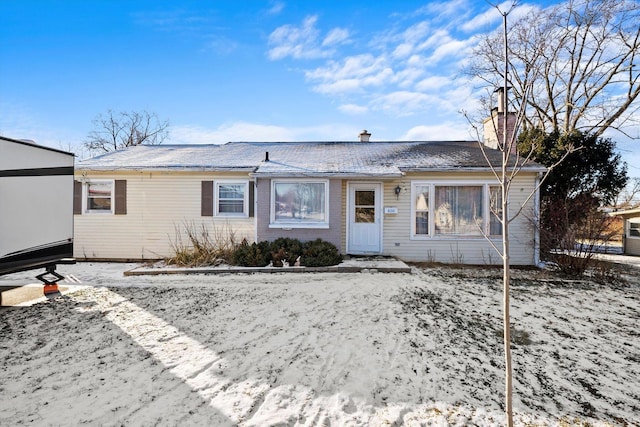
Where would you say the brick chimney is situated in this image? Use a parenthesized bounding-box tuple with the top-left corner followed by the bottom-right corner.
(483, 87, 516, 150)
(358, 129, 371, 142)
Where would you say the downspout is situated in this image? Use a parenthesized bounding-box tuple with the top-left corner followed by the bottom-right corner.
(253, 178, 259, 244)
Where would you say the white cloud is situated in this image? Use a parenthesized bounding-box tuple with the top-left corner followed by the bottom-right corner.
(171, 122, 295, 143)
(428, 38, 473, 64)
(263, 1, 533, 124)
(392, 43, 414, 59)
(415, 76, 453, 92)
(460, 3, 503, 32)
(417, 29, 451, 52)
(338, 104, 369, 115)
(267, 1, 285, 15)
(416, 0, 469, 20)
(461, 2, 539, 33)
(322, 28, 350, 47)
(171, 122, 360, 143)
(305, 54, 393, 94)
(371, 91, 437, 117)
(267, 15, 349, 60)
(392, 67, 426, 89)
(400, 122, 475, 141)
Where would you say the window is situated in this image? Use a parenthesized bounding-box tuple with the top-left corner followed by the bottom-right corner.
(355, 190, 375, 223)
(272, 181, 328, 226)
(85, 181, 113, 213)
(489, 186, 503, 236)
(215, 182, 248, 216)
(434, 185, 483, 236)
(414, 185, 429, 235)
(629, 221, 640, 237)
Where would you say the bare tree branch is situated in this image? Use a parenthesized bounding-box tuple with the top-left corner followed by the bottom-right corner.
(84, 110, 169, 154)
(468, 0, 640, 139)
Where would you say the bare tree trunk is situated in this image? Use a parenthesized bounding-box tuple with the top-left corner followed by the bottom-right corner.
(502, 177, 513, 427)
(501, 10, 513, 427)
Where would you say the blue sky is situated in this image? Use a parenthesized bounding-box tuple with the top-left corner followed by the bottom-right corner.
(1, 0, 638, 174)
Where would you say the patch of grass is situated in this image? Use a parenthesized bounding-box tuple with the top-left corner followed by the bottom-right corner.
(494, 326, 533, 346)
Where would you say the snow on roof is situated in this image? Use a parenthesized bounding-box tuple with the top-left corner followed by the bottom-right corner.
(76, 141, 545, 176)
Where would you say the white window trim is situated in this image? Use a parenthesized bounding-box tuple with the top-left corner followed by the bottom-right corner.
(410, 181, 503, 240)
(83, 179, 114, 214)
(627, 220, 640, 239)
(269, 179, 330, 229)
(214, 180, 249, 217)
(411, 182, 432, 238)
(488, 185, 503, 237)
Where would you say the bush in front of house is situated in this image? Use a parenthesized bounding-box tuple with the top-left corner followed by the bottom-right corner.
(166, 221, 237, 267)
(231, 239, 271, 267)
(301, 238, 343, 267)
(269, 237, 305, 267)
(231, 238, 342, 268)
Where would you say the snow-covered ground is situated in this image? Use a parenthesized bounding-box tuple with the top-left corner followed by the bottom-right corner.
(1, 262, 639, 426)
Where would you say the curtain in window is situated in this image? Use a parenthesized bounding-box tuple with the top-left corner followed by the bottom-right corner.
(218, 184, 245, 213)
(86, 182, 112, 211)
(414, 185, 429, 235)
(434, 186, 483, 235)
(489, 186, 502, 236)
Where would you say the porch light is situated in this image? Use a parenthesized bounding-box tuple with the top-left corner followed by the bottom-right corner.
(394, 185, 402, 199)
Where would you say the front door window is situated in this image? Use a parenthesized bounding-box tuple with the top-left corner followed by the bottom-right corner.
(355, 190, 375, 223)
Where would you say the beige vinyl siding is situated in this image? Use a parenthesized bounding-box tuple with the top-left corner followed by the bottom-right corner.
(624, 218, 640, 256)
(624, 235, 640, 256)
(74, 171, 254, 260)
(380, 172, 538, 265)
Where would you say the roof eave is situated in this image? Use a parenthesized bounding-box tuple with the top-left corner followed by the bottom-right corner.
(400, 166, 547, 173)
(75, 166, 257, 172)
(250, 172, 404, 179)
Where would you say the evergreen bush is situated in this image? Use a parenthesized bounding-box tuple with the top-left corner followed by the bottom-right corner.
(230, 237, 342, 267)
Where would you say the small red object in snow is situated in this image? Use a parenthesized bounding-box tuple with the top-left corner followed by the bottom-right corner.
(43, 283, 59, 295)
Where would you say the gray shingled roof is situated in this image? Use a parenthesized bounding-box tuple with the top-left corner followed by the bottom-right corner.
(77, 141, 545, 177)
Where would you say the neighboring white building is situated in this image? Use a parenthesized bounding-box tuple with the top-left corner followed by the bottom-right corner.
(1, 135, 75, 275)
(74, 137, 544, 265)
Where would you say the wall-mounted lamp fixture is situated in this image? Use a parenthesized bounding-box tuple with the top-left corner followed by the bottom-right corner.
(394, 185, 401, 199)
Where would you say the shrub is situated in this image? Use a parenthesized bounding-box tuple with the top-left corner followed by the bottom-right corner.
(540, 195, 619, 276)
(302, 239, 343, 267)
(231, 239, 270, 267)
(230, 237, 342, 267)
(269, 237, 305, 267)
(166, 221, 237, 267)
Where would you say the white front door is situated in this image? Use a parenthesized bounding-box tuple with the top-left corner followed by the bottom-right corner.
(348, 183, 382, 254)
